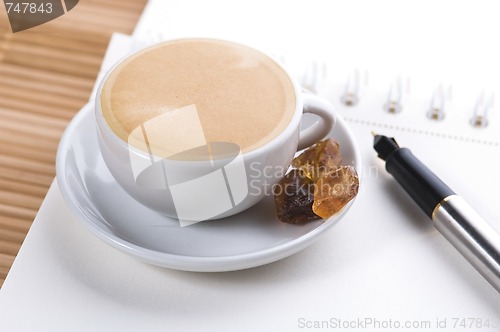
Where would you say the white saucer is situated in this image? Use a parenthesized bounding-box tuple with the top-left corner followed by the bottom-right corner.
(56, 102, 362, 272)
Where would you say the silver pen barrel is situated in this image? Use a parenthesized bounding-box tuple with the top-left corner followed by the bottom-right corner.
(432, 195, 500, 292)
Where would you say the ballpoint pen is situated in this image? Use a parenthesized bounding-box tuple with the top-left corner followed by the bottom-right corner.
(373, 133, 500, 292)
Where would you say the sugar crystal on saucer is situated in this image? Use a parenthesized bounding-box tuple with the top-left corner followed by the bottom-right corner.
(313, 166, 359, 219)
(273, 169, 320, 224)
(291, 138, 342, 182)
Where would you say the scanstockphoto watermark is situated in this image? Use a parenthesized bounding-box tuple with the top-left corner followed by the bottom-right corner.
(297, 317, 499, 330)
(3, 0, 80, 33)
(247, 161, 378, 197)
(298, 317, 432, 330)
(248, 161, 379, 181)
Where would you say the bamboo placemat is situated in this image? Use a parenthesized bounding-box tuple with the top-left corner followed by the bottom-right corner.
(0, 0, 148, 288)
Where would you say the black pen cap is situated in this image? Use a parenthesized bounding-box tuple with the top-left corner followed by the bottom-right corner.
(385, 148, 455, 218)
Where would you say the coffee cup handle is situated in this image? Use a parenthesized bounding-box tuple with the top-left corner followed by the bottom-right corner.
(297, 93, 336, 150)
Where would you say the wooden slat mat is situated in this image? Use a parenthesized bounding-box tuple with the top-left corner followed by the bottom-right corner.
(0, 0, 148, 287)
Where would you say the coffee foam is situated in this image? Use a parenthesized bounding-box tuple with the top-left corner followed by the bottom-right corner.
(100, 39, 296, 159)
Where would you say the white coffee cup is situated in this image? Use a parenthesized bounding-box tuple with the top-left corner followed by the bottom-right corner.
(95, 39, 335, 226)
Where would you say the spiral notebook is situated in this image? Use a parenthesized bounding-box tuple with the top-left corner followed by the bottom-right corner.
(129, 0, 500, 283)
(80, 0, 500, 324)
(130, 0, 500, 306)
(130, 0, 500, 226)
(81, 31, 500, 325)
